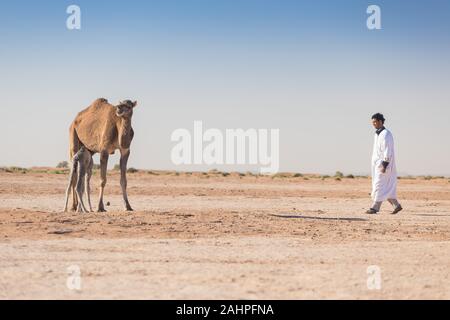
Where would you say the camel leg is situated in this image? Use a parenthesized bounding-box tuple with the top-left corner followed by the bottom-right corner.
(69, 123, 81, 212)
(76, 155, 89, 213)
(85, 156, 94, 212)
(76, 184, 88, 213)
(63, 184, 71, 213)
(76, 164, 89, 213)
(120, 149, 133, 211)
(63, 161, 77, 212)
(97, 152, 108, 212)
(71, 167, 78, 211)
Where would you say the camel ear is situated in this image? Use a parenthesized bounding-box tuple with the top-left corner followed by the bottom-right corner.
(132, 101, 137, 108)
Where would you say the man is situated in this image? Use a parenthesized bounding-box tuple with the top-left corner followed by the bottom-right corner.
(366, 113, 403, 214)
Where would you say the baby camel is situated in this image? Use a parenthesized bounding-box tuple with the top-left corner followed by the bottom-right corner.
(63, 146, 94, 213)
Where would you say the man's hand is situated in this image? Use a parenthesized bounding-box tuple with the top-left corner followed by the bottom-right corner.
(380, 161, 389, 173)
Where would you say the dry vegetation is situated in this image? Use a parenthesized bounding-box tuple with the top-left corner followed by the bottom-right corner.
(1, 165, 448, 182)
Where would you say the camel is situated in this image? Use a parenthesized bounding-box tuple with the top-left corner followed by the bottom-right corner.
(63, 146, 94, 213)
(69, 98, 137, 212)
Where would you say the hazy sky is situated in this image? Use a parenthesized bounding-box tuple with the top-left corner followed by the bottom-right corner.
(1, 0, 449, 175)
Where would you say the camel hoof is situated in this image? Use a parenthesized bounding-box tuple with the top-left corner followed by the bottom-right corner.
(125, 207, 134, 212)
(97, 208, 107, 213)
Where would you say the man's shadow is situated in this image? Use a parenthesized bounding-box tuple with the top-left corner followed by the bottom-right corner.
(412, 214, 450, 217)
(270, 214, 368, 222)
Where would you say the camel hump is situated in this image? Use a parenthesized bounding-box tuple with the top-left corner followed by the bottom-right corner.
(92, 98, 109, 106)
(73, 98, 109, 119)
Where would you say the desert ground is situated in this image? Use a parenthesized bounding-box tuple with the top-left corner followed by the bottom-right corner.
(0, 168, 449, 299)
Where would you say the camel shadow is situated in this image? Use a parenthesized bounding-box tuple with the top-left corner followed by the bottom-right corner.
(412, 214, 450, 217)
(270, 214, 368, 222)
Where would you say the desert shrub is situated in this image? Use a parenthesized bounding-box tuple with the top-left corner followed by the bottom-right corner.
(335, 177, 341, 181)
(273, 172, 291, 179)
(56, 161, 69, 169)
(127, 167, 138, 173)
(222, 172, 230, 177)
(293, 173, 303, 177)
(5, 167, 28, 174)
(346, 174, 355, 179)
(321, 175, 330, 179)
(49, 170, 65, 174)
(113, 164, 121, 171)
(335, 171, 344, 178)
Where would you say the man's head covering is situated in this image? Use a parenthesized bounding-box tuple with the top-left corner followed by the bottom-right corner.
(371, 113, 385, 124)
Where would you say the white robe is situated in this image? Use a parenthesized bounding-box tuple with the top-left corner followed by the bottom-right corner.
(371, 128, 397, 202)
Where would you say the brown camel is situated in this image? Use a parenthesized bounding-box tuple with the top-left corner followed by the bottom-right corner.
(69, 98, 137, 212)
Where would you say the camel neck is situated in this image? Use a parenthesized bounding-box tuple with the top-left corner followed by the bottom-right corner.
(119, 117, 133, 133)
(117, 117, 134, 149)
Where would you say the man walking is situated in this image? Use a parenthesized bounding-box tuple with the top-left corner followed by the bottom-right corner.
(366, 113, 403, 214)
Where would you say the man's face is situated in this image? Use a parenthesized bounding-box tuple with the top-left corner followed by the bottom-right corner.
(372, 119, 383, 129)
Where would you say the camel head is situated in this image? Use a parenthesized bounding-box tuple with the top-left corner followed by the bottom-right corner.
(115, 100, 137, 118)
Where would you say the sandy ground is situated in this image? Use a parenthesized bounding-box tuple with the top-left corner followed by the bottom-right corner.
(1, 170, 450, 299)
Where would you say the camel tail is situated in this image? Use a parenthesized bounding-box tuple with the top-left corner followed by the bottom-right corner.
(69, 122, 83, 159)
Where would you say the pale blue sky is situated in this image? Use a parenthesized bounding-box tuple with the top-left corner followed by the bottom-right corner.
(1, 0, 449, 175)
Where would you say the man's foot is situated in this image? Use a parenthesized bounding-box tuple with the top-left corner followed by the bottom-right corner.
(391, 206, 403, 214)
(365, 208, 379, 214)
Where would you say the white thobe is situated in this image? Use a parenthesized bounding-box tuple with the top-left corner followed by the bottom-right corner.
(371, 128, 397, 202)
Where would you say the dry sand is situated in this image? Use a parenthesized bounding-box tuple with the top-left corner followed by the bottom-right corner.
(1, 171, 449, 299)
